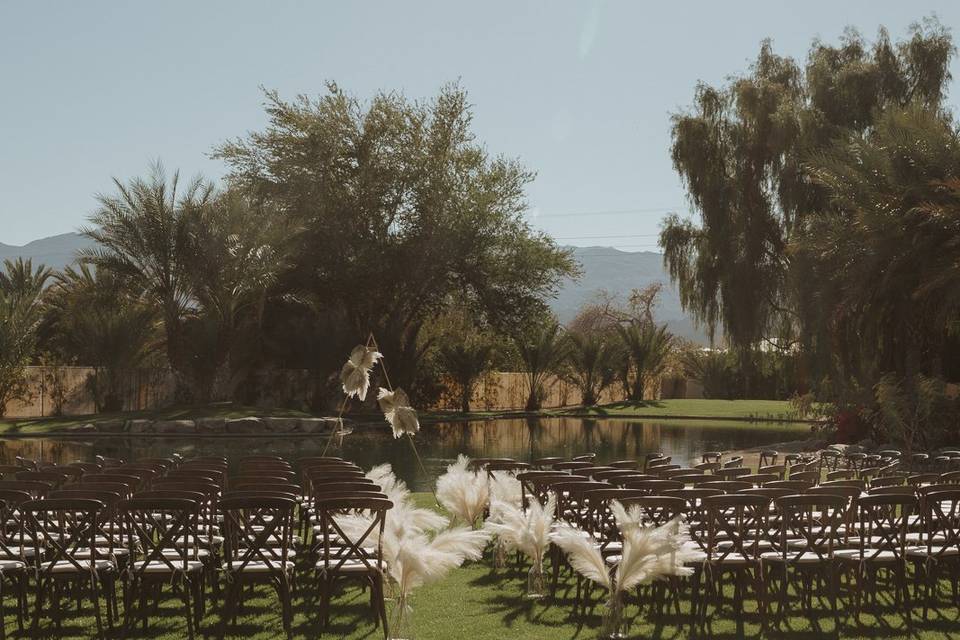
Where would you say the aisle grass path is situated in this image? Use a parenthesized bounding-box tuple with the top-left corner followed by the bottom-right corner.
(5, 492, 957, 639)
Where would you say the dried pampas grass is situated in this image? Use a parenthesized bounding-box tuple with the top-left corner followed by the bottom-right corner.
(340, 344, 382, 400)
(485, 495, 556, 564)
(436, 455, 489, 526)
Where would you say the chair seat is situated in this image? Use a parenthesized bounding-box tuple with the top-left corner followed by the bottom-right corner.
(715, 539, 775, 551)
(761, 551, 832, 564)
(41, 559, 115, 573)
(160, 549, 210, 560)
(228, 560, 295, 573)
(316, 559, 378, 573)
(0, 559, 25, 571)
(72, 548, 130, 559)
(133, 560, 204, 574)
(174, 535, 224, 547)
(708, 552, 757, 566)
(835, 548, 903, 563)
(905, 545, 960, 558)
(0, 546, 39, 559)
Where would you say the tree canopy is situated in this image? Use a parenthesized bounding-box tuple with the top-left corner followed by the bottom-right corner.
(661, 19, 956, 388)
(214, 83, 576, 393)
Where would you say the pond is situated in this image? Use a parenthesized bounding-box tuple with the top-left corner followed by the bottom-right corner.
(0, 417, 809, 491)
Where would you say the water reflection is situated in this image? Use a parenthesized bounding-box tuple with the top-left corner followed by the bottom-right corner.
(0, 418, 803, 492)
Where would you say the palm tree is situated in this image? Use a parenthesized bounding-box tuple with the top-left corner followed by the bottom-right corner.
(180, 189, 293, 402)
(81, 163, 213, 399)
(0, 258, 50, 416)
(515, 322, 567, 411)
(564, 332, 616, 406)
(617, 321, 675, 402)
(44, 264, 157, 412)
(437, 341, 494, 413)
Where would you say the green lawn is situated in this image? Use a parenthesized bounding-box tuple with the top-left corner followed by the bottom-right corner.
(2, 493, 955, 639)
(0, 399, 813, 436)
(0, 405, 312, 435)
(551, 399, 808, 421)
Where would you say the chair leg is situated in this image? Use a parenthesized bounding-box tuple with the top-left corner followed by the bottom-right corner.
(183, 577, 195, 640)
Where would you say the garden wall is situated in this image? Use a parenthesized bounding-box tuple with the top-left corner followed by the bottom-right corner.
(2, 366, 704, 418)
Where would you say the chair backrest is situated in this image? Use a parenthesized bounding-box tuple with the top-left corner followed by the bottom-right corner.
(758, 464, 787, 479)
(826, 468, 858, 481)
(120, 496, 201, 575)
(0, 479, 52, 498)
(715, 467, 751, 479)
(314, 496, 392, 575)
(759, 450, 779, 467)
(938, 470, 960, 484)
(516, 472, 569, 508)
(739, 473, 779, 486)
(867, 485, 915, 496)
(789, 470, 820, 484)
(619, 495, 687, 526)
(662, 487, 722, 549)
(907, 473, 940, 486)
(870, 476, 907, 489)
(694, 480, 752, 493)
(15, 470, 70, 488)
(0, 465, 24, 478)
(220, 496, 297, 572)
(530, 457, 566, 469)
(82, 473, 144, 492)
(21, 498, 107, 573)
(580, 489, 648, 550)
(854, 494, 917, 562)
(819, 478, 866, 490)
(550, 481, 609, 525)
(592, 470, 650, 483)
(485, 462, 530, 477)
(765, 480, 814, 492)
(703, 494, 772, 561)
(916, 488, 960, 556)
(773, 494, 848, 561)
(552, 461, 594, 472)
(619, 479, 683, 494)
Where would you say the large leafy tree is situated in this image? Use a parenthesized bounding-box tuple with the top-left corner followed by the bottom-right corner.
(661, 20, 954, 386)
(0, 258, 50, 415)
(214, 83, 576, 393)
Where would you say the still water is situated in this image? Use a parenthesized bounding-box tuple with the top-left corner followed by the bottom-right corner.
(0, 418, 806, 491)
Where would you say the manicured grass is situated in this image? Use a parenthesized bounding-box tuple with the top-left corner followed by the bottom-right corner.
(0, 405, 312, 435)
(3, 493, 956, 639)
(551, 399, 807, 421)
(0, 399, 814, 436)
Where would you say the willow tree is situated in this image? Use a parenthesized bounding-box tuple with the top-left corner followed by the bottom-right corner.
(660, 20, 954, 387)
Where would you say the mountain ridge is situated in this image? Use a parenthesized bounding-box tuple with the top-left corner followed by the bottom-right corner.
(1, 233, 707, 342)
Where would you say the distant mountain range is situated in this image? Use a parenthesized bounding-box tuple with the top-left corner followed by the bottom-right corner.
(1, 234, 708, 343)
(0, 233, 93, 272)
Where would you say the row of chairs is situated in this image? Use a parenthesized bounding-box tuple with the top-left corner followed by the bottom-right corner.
(472, 454, 960, 633)
(0, 453, 401, 639)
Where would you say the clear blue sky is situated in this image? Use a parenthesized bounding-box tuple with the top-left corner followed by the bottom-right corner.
(2, 1, 958, 247)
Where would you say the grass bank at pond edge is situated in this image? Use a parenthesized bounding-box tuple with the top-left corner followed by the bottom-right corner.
(0, 399, 815, 436)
